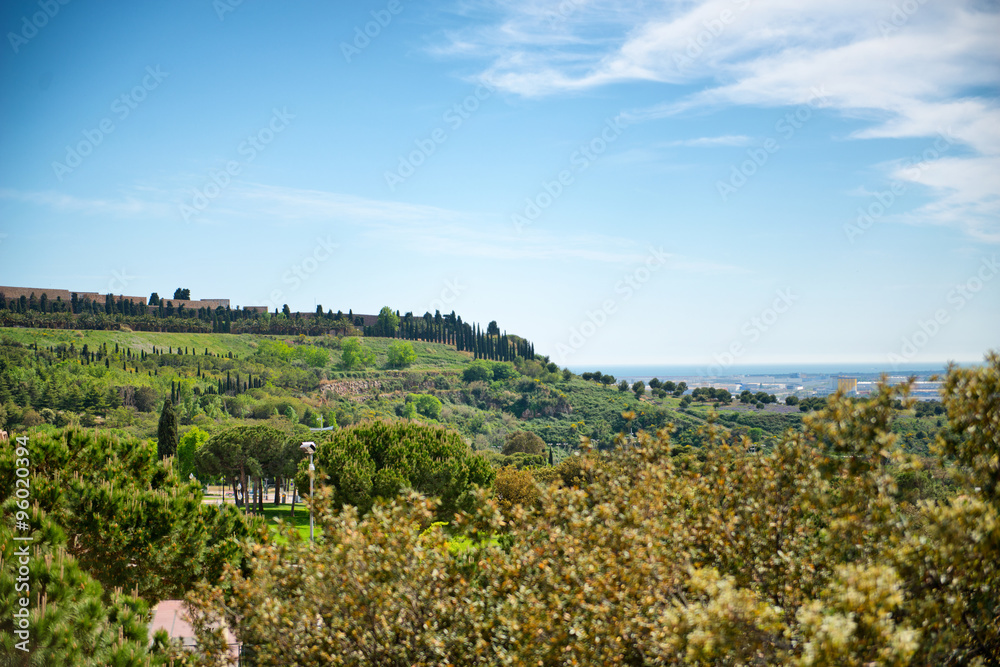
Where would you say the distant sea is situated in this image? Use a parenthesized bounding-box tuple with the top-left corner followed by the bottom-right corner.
(566, 362, 974, 382)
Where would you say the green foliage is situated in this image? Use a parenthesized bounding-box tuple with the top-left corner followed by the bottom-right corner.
(293, 345, 328, 368)
(386, 341, 416, 368)
(491, 361, 517, 380)
(501, 430, 546, 456)
(311, 420, 495, 520)
(493, 465, 539, 514)
(462, 359, 493, 383)
(375, 306, 400, 337)
(0, 429, 262, 604)
(340, 338, 375, 370)
(477, 450, 547, 470)
(799, 396, 826, 412)
(0, 510, 165, 665)
(406, 393, 442, 419)
(254, 339, 294, 362)
(156, 398, 178, 459)
(180, 356, 1000, 664)
(177, 426, 209, 480)
(195, 424, 301, 511)
(935, 352, 1000, 505)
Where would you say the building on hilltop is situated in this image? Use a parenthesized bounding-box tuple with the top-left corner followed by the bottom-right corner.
(0, 286, 147, 306)
(159, 298, 231, 310)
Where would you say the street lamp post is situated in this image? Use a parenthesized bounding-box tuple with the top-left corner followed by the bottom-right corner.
(300, 442, 316, 543)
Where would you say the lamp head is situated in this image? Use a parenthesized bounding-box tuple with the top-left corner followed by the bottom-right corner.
(300, 441, 316, 455)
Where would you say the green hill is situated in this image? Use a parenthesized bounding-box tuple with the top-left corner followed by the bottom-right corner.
(0, 327, 706, 452)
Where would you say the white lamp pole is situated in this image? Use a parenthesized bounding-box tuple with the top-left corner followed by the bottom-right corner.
(308, 452, 315, 542)
(300, 442, 317, 543)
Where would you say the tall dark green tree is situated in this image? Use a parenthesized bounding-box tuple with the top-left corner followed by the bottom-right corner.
(157, 398, 179, 459)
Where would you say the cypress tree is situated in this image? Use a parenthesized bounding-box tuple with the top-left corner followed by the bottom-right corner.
(157, 399, 179, 459)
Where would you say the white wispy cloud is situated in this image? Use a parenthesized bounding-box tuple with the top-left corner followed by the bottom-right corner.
(439, 0, 1000, 242)
(660, 135, 751, 147)
(0, 188, 173, 218)
(2, 181, 742, 270)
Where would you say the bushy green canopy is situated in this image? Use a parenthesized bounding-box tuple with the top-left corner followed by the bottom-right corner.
(501, 430, 546, 456)
(0, 509, 164, 665)
(310, 420, 494, 519)
(0, 429, 261, 603)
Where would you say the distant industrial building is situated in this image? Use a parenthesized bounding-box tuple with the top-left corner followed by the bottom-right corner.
(837, 377, 859, 395)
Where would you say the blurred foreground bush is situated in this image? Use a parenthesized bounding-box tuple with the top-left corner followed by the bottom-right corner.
(175, 353, 999, 666)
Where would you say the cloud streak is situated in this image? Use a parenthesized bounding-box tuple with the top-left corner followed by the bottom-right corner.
(440, 0, 1000, 242)
(2, 182, 742, 271)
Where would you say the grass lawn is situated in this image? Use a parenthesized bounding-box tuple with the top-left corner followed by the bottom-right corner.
(256, 503, 316, 543)
(1, 327, 474, 374)
(249, 503, 498, 551)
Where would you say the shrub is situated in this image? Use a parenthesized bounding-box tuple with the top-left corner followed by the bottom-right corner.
(22, 408, 43, 428)
(386, 341, 417, 368)
(492, 362, 517, 380)
(502, 430, 545, 456)
(493, 466, 539, 514)
(462, 360, 493, 383)
(407, 393, 442, 419)
(134, 385, 159, 412)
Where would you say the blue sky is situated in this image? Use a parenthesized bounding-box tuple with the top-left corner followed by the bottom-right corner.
(1, 0, 997, 367)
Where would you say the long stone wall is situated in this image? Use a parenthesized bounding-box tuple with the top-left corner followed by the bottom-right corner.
(159, 298, 231, 310)
(0, 286, 146, 305)
(0, 286, 227, 308)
